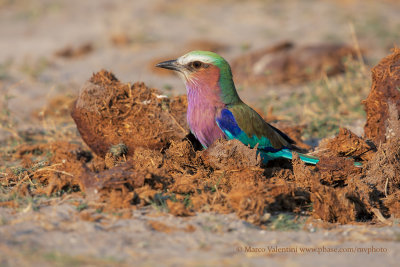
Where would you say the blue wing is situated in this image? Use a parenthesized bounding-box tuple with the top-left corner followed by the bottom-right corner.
(215, 109, 283, 153)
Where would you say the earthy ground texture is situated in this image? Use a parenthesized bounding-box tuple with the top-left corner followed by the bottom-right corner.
(1, 0, 400, 266)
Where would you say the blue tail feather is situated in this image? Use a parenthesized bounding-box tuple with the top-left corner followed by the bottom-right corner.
(260, 148, 362, 167)
(260, 148, 319, 165)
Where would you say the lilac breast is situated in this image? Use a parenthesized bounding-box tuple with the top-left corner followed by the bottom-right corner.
(186, 84, 225, 148)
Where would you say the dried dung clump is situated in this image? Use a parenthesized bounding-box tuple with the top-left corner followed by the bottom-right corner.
(319, 127, 376, 161)
(365, 104, 400, 217)
(231, 42, 358, 85)
(8, 141, 91, 197)
(201, 139, 261, 169)
(363, 47, 400, 145)
(292, 154, 371, 224)
(71, 70, 188, 157)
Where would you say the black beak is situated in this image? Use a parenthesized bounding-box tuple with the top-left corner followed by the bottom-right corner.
(155, 59, 181, 71)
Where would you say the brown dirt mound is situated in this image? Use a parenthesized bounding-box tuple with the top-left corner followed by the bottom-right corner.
(293, 153, 372, 224)
(71, 70, 188, 157)
(363, 47, 400, 145)
(7, 141, 91, 197)
(318, 127, 376, 161)
(364, 104, 400, 218)
(231, 42, 358, 86)
(4, 67, 400, 226)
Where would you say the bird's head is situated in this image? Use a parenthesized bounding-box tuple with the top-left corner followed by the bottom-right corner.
(156, 51, 240, 104)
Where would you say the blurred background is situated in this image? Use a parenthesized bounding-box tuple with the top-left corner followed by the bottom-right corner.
(0, 0, 399, 139)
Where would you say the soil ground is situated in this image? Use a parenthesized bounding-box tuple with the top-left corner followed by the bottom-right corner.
(1, 0, 400, 266)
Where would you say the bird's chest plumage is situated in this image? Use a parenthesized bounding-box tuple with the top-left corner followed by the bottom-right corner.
(187, 90, 225, 148)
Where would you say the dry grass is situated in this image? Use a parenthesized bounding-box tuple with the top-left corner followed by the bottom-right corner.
(260, 57, 370, 139)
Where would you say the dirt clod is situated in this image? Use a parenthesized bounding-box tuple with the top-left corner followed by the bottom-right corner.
(201, 139, 261, 170)
(71, 70, 188, 157)
(363, 47, 400, 144)
(319, 127, 375, 161)
(365, 104, 400, 215)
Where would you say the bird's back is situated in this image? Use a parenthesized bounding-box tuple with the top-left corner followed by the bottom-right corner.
(227, 102, 295, 151)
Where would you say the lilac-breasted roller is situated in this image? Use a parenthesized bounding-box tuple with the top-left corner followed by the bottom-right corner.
(156, 51, 320, 164)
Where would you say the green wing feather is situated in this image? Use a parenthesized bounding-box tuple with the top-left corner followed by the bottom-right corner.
(227, 102, 294, 150)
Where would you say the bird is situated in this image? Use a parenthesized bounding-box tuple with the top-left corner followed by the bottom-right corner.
(155, 50, 321, 165)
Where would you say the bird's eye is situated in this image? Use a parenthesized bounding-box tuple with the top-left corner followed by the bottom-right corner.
(192, 61, 203, 69)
